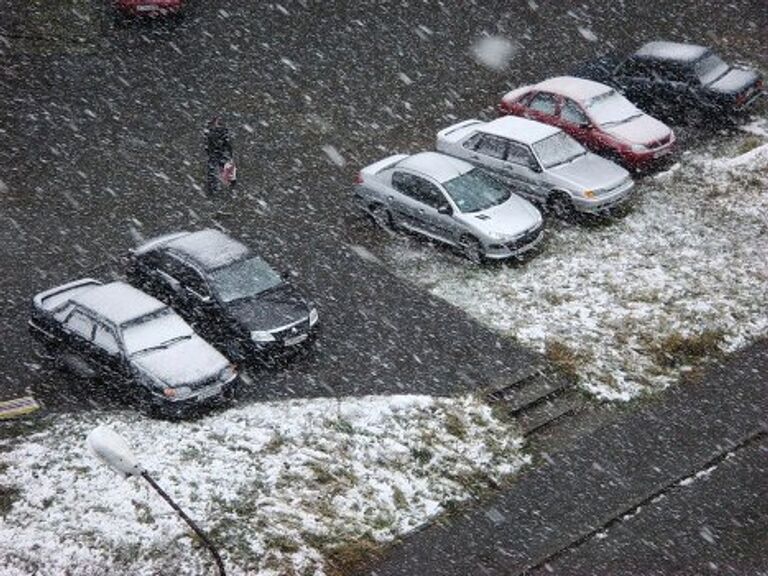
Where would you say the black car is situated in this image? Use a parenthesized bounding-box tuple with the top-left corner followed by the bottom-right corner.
(127, 229, 319, 361)
(574, 41, 764, 124)
(29, 278, 239, 417)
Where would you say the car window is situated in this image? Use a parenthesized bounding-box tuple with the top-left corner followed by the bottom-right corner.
(157, 252, 186, 281)
(64, 310, 95, 340)
(532, 132, 587, 168)
(584, 91, 642, 127)
(412, 176, 446, 208)
(179, 263, 209, 297)
(53, 304, 74, 323)
(392, 172, 445, 208)
(560, 99, 589, 125)
(442, 169, 511, 213)
(475, 135, 508, 160)
(94, 323, 120, 355)
(528, 92, 558, 115)
(209, 256, 283, 303)
(653, 61, 688, 83)
(694, 53, 730, 85)
(462, 133, 483, 151)
(616, 59, 651, 79)
(506, 142, 539, 170)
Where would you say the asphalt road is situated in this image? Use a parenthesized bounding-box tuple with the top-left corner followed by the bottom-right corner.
(1, 1, 763, 411)
(364, 339, 768, 576)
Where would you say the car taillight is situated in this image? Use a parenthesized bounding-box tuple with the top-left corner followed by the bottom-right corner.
(354, 172, 363, 184)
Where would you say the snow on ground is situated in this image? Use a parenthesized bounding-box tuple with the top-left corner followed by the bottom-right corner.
(382, 128, 768, 400)
(0, 395, 527, 576)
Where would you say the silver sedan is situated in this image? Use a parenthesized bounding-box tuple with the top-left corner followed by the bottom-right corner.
(436, 116, 635, 219)
(354, 151, 545, 263)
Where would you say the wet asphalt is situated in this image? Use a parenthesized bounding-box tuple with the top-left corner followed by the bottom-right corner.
(2, 0, 764, 411)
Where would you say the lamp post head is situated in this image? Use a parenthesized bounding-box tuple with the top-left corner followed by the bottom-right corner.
(87, 425, 144, 478)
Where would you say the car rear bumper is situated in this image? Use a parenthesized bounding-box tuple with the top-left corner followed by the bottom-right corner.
(622, 142, 677, 169)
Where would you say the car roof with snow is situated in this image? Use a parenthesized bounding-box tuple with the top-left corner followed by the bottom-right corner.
(634, 41, 708, 62)
(476, 116, 560, 145)
(397, 152, 474, 183)
(534, 76, 612, 103)
(72, 281, 166, 326)
(146, 229, 252, 271)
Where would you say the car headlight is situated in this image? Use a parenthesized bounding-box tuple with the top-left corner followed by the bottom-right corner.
(219, 364, 238, 382)
(163, 386, 192, 400)
(631, 143, 648, 152)
(309, 308, 319, 327)
(582, 189, 596, 199)
(251, 330, 275, 342)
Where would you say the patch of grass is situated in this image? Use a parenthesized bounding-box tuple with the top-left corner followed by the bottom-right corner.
(410, 446, 433, 465)
(652, 329, 725, 368)
(265, 533, 301, 554)
(392, 486, 408, 510)
(324, 536, 381, 576)
(131, 499, 155, 525)
(736, 135, 763, 156)
(327, 417, 355, 435)
(443, 412, 467, 440)
(544, 339, 585, 381)
(0, 485, 20, 516)
(263, 432, 285, 454)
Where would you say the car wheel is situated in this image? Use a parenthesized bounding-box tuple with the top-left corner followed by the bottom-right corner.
(58, 353, 98, 379)
(548, 192, 576, 221)
(370, 203, 395, 232)
(459, 235, 484, 264)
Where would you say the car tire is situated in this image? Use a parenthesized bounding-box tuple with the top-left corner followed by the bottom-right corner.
(58, 353, 98, 379)
(369, 203, 396, 232)
(459, 235, 484, 264)
(548, 192, 576, 222)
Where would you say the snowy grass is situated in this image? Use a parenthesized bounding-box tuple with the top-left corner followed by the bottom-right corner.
(0, 395, 527, 576)
(382, 125, 768, 400)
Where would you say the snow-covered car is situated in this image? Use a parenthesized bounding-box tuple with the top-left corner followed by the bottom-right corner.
(29, 279, 238, 417)
(573, 41, 765, 123)
(436, 116, 634, 219)
(127, 229, 319, 361)
(354, 151, 545, 263)
(499, 76, 676, 170)
(114, 0, 184, 18)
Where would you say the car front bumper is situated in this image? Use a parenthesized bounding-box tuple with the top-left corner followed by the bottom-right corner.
(572, 180, 635, 214)
(152, 376, 239, 418)
(484, 225, 546, 260)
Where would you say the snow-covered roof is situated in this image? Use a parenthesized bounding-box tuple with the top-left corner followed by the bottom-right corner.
(477, 116, 560, 145)
(164, 229, 251, 270)
(398, 152, 474, 183)
(535, 76, 612, 103)
(634, 41, 708, 62)
(72, 282, 166, 326)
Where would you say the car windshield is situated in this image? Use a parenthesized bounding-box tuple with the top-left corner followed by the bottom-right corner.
(209, 255, 283, 303)
(695, 53, 730, 85)
(122, 309, 194, 356)
(532, 132, 586, 168)
(442, 169, 511, 213)
(584, 91, 643, 127)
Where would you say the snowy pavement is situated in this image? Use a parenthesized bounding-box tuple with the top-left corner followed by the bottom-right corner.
(0, 395, 527, 575)
(381, 125, 768, 400)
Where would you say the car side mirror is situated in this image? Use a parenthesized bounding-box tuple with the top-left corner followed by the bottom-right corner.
(529, 162, 542, 173)
(580, 121, 593, 129)
(437, 204, 453, 215)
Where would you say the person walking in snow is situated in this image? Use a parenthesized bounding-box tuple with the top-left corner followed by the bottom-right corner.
(205, 115, 236, 194)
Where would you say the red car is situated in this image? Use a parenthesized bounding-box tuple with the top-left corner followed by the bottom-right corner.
(500, 76, 676, 170)
(114, 0, 183, 18)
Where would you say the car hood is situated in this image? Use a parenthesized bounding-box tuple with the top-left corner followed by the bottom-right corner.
(132, 336, 228, 387)
(602, 114, 672, 146)
(548, 153, 629, 191)
(708, 68, 760, 95)
(460, 193, 542, 239)
(224, 284, 309, 332)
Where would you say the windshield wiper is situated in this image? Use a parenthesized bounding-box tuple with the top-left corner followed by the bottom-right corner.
(133, 334, 192, 355)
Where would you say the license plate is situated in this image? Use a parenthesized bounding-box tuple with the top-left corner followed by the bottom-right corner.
(284, 333, 308, 346)
(197, 383, 222, 400)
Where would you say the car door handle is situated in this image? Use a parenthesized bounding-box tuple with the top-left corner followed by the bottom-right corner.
(387, 195, 394, 201)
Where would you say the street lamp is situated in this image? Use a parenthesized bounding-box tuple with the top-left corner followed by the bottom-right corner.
(86, 425, 226, 576)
